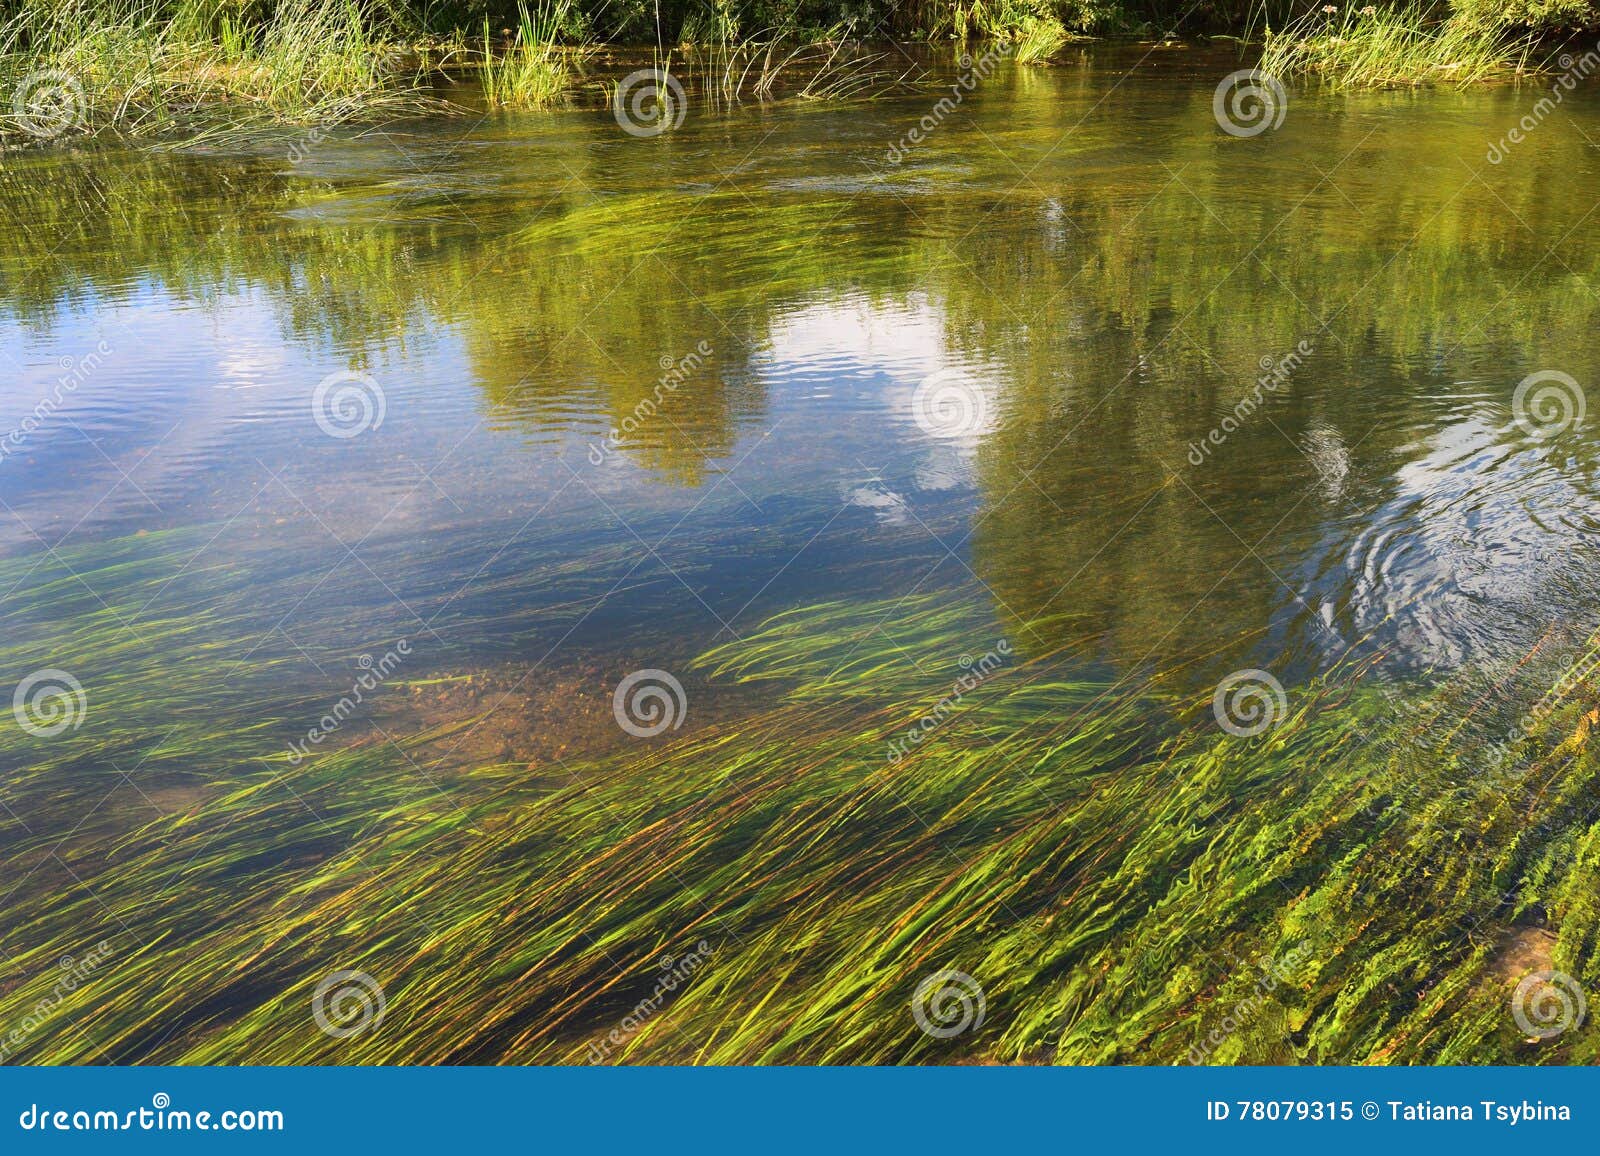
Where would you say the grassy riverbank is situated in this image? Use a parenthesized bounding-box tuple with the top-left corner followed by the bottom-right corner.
(0, 0, 1591, 148)
(0, 0, 437, 145)
(1260, 5, 1542, 87)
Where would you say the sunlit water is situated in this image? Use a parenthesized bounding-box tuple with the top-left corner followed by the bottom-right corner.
(5, 44, 1600, 759)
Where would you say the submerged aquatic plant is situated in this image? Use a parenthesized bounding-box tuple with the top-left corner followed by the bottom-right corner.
(6, 74, 1600, 1061)
(1, 526, 1599, 1065)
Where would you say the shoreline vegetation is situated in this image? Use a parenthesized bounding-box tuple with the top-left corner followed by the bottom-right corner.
(0, 0, 1594, 149)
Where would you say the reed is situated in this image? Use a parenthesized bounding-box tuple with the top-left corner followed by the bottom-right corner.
(1012, 16, 1072, 63)
(481, 0, 576, 109)
(0, 0, 1579, 150)
(1257, 4, 1538, 88)
(0, 0, 428, 147)
(679, 22, 909, 108)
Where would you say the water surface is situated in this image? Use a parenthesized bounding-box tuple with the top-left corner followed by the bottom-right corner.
(4, 45, 1600, 1062)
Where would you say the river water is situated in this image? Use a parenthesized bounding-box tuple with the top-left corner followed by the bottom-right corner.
(2, 45, 1599, 1062)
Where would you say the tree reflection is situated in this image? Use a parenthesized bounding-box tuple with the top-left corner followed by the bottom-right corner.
(5, 60, 1600, 677)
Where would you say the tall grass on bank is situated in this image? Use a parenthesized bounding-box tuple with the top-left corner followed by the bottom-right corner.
(1011, 16, 1072, 62)
(1258, 4, 1535, 87)
(0, 0, 426, 147)
(678, 22, 910, 108)
(950, 0, 1079, 62)
(0, 1, 910, 146)
(481, 0, 578, 108)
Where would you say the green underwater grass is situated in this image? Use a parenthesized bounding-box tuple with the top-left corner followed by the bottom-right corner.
(6, 23, 1600, 1062)
(2, 529, 1598, 1064)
